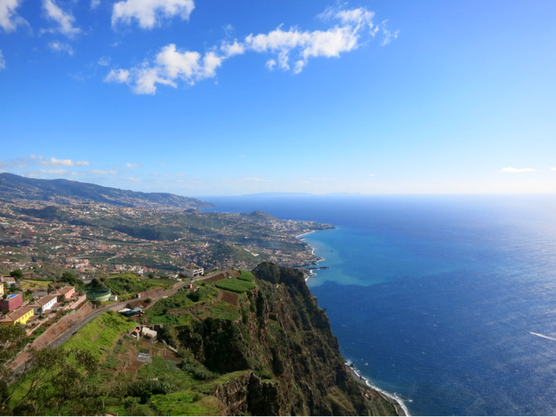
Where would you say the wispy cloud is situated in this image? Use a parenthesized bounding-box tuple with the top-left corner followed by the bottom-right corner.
(91, 169, 118, 175)
(380, 20, 399, 46)
(0, 50, 5, 70)
(91, 0, 101, 10)
(0, 0, 27, 32)
(500, 167, 537, 173)
(98, 56, 111, 66)
(550, 167, 556, 172)
(105, 5, 394, 94)
(36, 156, 90, 167)
(48, 41, 74, 55)
(126, 162, 142, 168)
(0, 156, 35, 169)
(112, 0, 195, 29)
(42, 0, 80, 37)
(40, 168, 69, 175)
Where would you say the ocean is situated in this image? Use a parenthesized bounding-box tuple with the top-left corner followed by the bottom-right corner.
(203, 194, 556, 416)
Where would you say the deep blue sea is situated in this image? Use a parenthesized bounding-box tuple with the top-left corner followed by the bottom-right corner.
(203, 194, 556, 416)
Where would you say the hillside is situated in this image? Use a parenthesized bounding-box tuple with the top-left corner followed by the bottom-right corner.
(5, 264, 401, 416)
(0, 173, 214, 211)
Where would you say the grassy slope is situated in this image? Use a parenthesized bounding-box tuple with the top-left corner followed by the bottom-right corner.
(63, 310, 135, 361)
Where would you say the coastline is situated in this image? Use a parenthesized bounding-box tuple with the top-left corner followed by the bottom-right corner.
(296, 230, 326, 280)
(346, 361, 411, 416)
(299, 230, 411, 416)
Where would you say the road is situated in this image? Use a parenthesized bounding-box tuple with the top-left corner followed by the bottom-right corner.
(12, 270, 227, 374)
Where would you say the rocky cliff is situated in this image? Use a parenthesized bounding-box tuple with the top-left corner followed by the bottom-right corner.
(170, 263, 401, 416)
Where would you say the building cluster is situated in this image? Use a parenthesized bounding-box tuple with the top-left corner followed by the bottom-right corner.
(0, 280, 76, 326)
(0, 198, 331, 280)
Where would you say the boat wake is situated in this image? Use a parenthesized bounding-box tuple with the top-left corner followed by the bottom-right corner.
(530, 331, 556, 342)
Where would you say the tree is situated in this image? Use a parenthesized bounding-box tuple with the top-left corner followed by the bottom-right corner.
(0, 324, 29, 366)
(2, 347, 104, 416)
(9, 270, 22, 280)
(61, 272, 77, 286)
(0, 325, 30, 413)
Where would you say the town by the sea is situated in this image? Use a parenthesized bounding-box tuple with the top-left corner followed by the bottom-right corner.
(204, 194, 556, 416)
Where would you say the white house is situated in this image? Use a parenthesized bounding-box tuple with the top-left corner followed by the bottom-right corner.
(182, 265, 204, 278)
(141, 327, 157, 340)
(29, 294, 58, 315)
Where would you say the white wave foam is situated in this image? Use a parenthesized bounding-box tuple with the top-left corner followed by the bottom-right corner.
(347, 361, 411, 416)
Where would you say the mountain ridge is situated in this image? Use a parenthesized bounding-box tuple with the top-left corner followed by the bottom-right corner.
(0, 173, 214, 211)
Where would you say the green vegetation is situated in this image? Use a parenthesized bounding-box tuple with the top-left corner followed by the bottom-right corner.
(63, 311, 135, 361)
(237, 270, 255, 282)
(179, 351, 218, 381)
(92, 273, 167, 296)
(61, 271, 79, 286)
(0, 324, 29, 407)
(4, 347, 105, 416)
(20, 279, 53, 290)
(215, 277, 256, 293)
(2, 264, 393, 416)
(9, 269, 22, 279)
(209, 301, 241, 321)
(151, 392, 220, 416)
(146, 286, 218, 325)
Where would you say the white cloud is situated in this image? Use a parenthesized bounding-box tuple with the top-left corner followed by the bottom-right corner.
(220, 40, 245, 58)
(91, 0, 101, 9)
(40, 169, 69, 175)
(500, 167, 537, 173)
(106, 44, 223, 94)
(133, 66, 175, 94)
(39, 156, 90, 167)
(0, 50, 5, 70)
(92, 169, 117, 175)
(0, 0, 27, 32)
(551, 167, 556, 171)
(112, 0, 195, 29)
(42, 0, 80, 37)
(48, 41, 74, 55)
(319, 5, 375, 30)
(244, 23, 360, 73)
(108, 5, 388, 94)
(126, 162, 142, 168)
(380, 20, 399, 46)
(105, 68, 131, 83)
(98, 56, 111, 66)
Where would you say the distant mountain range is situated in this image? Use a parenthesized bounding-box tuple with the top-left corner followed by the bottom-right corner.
(0, 173, 215, 210)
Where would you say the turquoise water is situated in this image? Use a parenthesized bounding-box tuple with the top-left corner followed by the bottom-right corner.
(205, 195, 556, 415)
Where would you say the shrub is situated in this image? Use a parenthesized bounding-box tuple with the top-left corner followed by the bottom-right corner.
(179, 352, 218, 381)
(127, 380, 176, 398)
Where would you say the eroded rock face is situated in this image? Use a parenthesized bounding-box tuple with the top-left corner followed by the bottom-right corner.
(174, 262, 400, 416)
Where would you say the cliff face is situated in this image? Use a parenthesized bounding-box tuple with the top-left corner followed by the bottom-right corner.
(173, 263, 400, 416)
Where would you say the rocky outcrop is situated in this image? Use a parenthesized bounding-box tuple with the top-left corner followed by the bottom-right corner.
(174, 262, 400, 416)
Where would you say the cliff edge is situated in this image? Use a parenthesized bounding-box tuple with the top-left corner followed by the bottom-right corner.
(169, 262, 402, 415)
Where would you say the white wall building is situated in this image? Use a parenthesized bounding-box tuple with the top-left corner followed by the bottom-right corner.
(183, 265, 204, 278)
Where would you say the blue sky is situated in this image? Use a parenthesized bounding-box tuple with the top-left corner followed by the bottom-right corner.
(1, 0, 555, 196)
